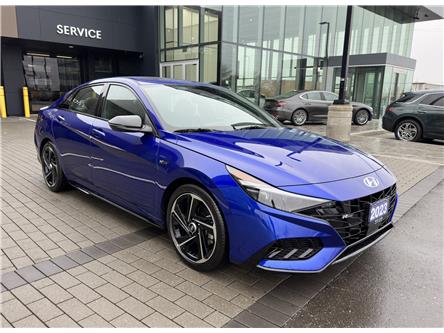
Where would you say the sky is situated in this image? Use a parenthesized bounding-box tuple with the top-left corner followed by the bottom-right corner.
(411, 19, 444, 85)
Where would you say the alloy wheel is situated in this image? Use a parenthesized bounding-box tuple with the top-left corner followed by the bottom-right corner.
(397, 122, 418, 141)
(169, 193, 217, 264)
(42, 145, 58, 187)
(355, 110, 369, 125)
(292, 110, 307, 126)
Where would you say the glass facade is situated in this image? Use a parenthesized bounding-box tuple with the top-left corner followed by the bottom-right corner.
(159, 6, 220, 83)
(159, 5, 416, 118)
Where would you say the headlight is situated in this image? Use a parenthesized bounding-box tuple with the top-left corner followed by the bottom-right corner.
(226, 165, 332, 213)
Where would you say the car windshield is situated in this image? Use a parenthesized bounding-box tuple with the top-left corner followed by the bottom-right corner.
(140, 84, 280, 132)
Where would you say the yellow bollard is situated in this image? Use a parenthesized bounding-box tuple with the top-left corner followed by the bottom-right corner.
(22, 87, 31, 118)
(0, 86, 7, 118)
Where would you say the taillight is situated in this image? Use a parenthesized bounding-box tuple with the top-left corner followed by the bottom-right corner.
(386, 106, 393, 113)
(276, 101, 286, 108)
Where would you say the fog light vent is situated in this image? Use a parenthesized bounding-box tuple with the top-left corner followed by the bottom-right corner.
(265, 238, 322, 261)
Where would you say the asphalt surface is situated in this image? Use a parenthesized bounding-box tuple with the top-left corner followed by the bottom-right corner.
(286, 181, 444, 328)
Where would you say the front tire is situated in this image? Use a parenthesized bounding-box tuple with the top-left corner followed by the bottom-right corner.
(41, 142, 68, 192)
(395, 119, 422, 142)
(291, 109, 307, 126)
(353, 109, 370, 126)
(166, 184, 227, 271)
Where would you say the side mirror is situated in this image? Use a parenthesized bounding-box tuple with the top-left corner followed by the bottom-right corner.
(108, 115, 152, 133)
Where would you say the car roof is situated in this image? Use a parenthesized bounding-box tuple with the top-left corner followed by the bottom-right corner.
(86, 76, 214, 87)
(408, 89, 444, 94)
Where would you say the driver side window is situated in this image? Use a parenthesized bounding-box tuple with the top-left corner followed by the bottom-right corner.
(323, 92, 337, 102)
(101, 85, 147, 121)
(70, 85, 103, 116)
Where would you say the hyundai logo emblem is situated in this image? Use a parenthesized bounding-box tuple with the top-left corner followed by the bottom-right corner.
(363, 176, 379, 188)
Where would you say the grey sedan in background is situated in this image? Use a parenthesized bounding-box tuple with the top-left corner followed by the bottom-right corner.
(264, 90, 373, 126)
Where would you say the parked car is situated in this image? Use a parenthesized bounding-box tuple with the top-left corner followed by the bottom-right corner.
(35, 77, 397, 273)
(264, 90, 373, 126)
(382, 90, 444, 142)
(237, 89, 266, 108)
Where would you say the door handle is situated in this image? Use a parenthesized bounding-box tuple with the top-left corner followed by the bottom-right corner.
(92, 128, 105, 138)
(418, 110, 426, 114)
(57, 115, 65, 121)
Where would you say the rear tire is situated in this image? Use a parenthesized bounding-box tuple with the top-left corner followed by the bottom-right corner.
(394, 119, 422, 142)
(41, 142, 68, 192)
(166, 184, 227, 271)
(291, 109, 307, 126)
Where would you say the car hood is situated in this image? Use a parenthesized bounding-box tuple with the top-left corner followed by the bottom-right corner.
(170, 127, 383, 187)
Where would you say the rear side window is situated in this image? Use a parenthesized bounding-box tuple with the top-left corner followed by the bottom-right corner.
(101, 85, 147, 120)
(305, 91, 322, 100)
(395, 93, 416, 103)
(432, 97, 444, 107)
(70, 85, 104, 116)
(420, 93, 444, 105)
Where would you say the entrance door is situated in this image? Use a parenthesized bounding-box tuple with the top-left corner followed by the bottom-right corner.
(160, 60, 199, 81)
(351, 67, 383, 117)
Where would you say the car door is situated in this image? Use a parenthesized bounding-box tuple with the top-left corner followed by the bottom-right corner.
(417, 93, 444, 137)
(90, 84, 160, 219)
(52, 84, 104, 189)
(301, 91, 327, 121)
(417, 93, 444, 138)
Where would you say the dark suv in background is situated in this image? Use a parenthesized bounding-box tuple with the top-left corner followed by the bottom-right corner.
(382, 90, 444, 142)
(264, 90, 373, 126)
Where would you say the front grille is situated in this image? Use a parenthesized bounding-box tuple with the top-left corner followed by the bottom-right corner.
(299, 185, 397, 246)
(265, 238, 322, 260)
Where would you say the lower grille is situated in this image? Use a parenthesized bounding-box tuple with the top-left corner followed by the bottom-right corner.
(265, 238, 322, 260)
(299, 185, 397, 246)
(334, 223, 393, 263)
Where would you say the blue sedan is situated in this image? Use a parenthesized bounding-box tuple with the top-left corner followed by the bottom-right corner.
(34, 77, 397, 272)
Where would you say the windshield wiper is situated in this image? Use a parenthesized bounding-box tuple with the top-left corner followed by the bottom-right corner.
(230, 122, 272, 130)
(174, 128, 221, 133)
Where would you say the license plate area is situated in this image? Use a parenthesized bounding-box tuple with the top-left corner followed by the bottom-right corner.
(368, 198, 389, 225)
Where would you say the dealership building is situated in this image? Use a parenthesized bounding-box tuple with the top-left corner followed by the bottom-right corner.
(1, 5, 442, 117)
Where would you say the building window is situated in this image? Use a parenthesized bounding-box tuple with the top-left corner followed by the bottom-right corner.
(200, 44, 218, 83)
(202, 9, 219, 43)
(165, 47, 199, 62)
(260, 50, 281, 98)
(219, 43, 237, 90)
(165, 7, 179, 48)
(238, 6, 262, 47)
(236, 46, 260, 97)
(221, 6, 238, 43)
(182, 7, 199, 46)
(284, 6, 305, 54)
(262, 6, 285, 50)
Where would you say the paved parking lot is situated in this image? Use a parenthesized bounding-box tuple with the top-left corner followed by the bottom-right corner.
(1, 117, 443, 327)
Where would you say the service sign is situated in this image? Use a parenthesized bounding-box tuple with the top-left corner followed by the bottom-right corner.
(56, 24, 102, 40)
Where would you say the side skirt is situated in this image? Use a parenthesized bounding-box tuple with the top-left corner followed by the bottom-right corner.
(70, 184, 165, 231)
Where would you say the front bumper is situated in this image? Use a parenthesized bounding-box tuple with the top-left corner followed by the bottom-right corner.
(252, 183, 397, 273)
(257, 222, 393, 273)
